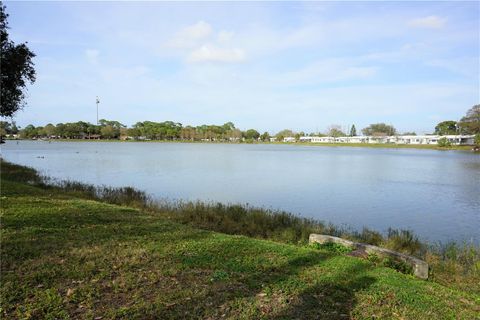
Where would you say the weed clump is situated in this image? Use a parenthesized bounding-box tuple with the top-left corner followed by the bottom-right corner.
(311, 242, 353, 254)
(384, 228, 422, 256)
(367, 253, 414, 275)
(164, 201, 330, 244)
(352, 228, 384, 246)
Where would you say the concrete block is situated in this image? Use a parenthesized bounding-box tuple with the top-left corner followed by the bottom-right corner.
(309, 234, 428, 279)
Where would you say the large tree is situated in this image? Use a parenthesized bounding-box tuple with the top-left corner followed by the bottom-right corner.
(327, 125, 345, 137)
(260, 131, 270, 141)
(349, 124, 357, 137)
(434, 120, 457, 135)
(0, 4, 36, 117)
(458, 105, 480, 134)
(362, 123, 396, 136)
(100, 125, 117, 139)
(275, 129, 295, 141)
(99, 119, 126, 129)
(0, 120, 17, 134)
(244, 129, 260, 140)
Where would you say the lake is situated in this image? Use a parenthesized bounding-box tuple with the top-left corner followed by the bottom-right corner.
(2, 140, 479, 243)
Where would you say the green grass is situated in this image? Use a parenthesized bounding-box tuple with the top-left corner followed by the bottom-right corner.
(310, 242, 353, 254)
(1, 162, 480, 319)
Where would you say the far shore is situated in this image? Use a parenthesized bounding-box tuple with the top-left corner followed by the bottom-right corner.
(5, 138, 478, 151)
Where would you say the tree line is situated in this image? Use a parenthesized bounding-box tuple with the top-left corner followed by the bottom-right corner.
(0, 120, 266, 142)
(2, 105, 478, 143)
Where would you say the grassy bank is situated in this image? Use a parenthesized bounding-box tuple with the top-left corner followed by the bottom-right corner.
(8, 138, 477, 151)
(1, 161, 479, 319)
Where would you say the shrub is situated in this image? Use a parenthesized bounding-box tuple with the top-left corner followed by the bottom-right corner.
(354, 227, 383, 246)
(437, 137, 451, 148)
(99, 186, 150, 208)
(367, 253, 414, 275)
(367, 253, 381, 264)
(382, 257, 413, 275)
(57, 180, 96, 197)
(165, 201, 332, 244)
(0, 160, 44, 185)
(384, 228, 422, 256)
(475, 134, 480, 146)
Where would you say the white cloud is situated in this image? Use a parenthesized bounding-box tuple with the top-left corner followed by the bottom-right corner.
(182, 21, 212, 39)
(85, 49, 100, 64)
(217, 30, 234, 43)
(167, 21, 212, 48)
(258, 58, 378, 87)
(167, 22, 245, 64)
(187, 45, 246, 63)
(408, 16, 447, 29)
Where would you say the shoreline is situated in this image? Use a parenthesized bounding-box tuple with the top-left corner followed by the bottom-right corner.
(5, 138, 477, 151)
(1, 159, 478, 249)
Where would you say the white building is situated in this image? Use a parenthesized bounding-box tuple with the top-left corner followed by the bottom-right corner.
(283, 136, 296, 143)
(297, 135, 475, 145)
(299, 136, 335, 143)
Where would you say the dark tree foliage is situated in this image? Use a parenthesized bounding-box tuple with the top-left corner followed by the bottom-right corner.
(327, 125, 345, 137)
(434, 120, 457, 135)
(243, 129, 260, 140)
(260, 131, 270, 141)
(349, 124, 357, 136)
(458, 105, 480, 134)
(362, 123, 396, 136)
(0, 120, 17, 134)
(0, 4, 36, 117)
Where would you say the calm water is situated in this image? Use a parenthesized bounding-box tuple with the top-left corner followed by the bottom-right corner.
(2, 140, 479, 243)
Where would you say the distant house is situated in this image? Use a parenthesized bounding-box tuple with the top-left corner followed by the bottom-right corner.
(347, 136, 367, 143)
(295, 135, 475, 145)
(283, 137, 296, 142)
(313, 137, 335, 143)
(85, 134, 101, 140)
(367, 136, 388, 144)
(395, 135, 474, 145)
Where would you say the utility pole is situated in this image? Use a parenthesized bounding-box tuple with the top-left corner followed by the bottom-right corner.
(96, 96, 100, 125)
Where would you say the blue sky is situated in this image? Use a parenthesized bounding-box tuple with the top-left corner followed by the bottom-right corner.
(4, 1, 479, 134)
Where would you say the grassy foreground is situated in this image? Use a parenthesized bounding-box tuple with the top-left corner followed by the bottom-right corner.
(1, 163, 479, 319)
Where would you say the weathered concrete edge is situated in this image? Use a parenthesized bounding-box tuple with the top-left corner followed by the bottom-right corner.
(309, 234, 429, 280)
